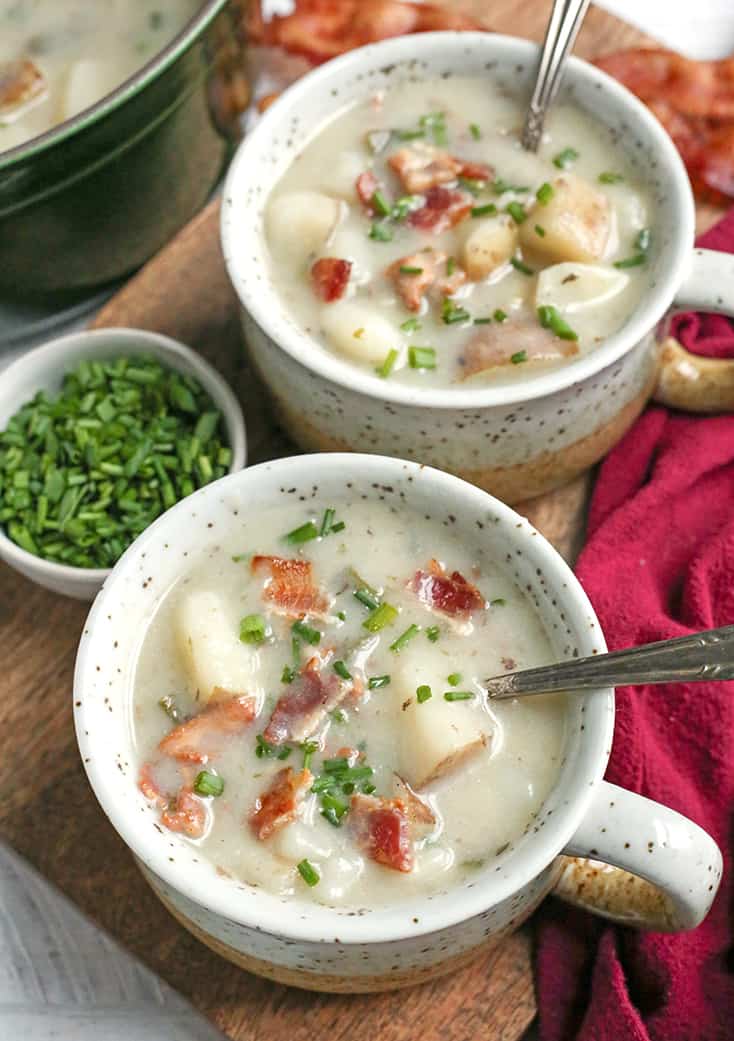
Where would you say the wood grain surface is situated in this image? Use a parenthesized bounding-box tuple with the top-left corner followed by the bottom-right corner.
(0, 4, 721, 1040)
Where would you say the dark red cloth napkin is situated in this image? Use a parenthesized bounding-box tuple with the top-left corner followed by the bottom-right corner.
(535, 211, 734, 1041)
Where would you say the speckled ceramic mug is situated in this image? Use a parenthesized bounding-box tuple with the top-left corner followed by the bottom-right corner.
(74, 455, 722, 993)
(221, 31, 734, 504)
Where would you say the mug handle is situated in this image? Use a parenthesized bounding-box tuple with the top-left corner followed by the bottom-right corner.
(550, 780, 722, 930)
(654, 248, 734, 412)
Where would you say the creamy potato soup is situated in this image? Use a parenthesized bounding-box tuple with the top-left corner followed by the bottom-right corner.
(0, 0, 200, 152)
(133, 499, 567, 907)
(264, 77, 654, 387)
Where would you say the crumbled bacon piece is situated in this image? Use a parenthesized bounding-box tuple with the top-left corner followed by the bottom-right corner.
(158, 695, 257, 763)
(393, 774, 435, 831)
(264, 656, 350, 745)
(0, 58, 46, 116)
(356, 170, 381, 210)
(139, 762, 168, 809)
(161, 788, 207, 838)
(410, 559, 486, 619)
(251, 555, 332, 619)
(421, 735, 489, 787)
(409, 187, 472, 234)
(350, 794, 413, 872)
(388, 147, 492, 194)
(310, 257, 352, 302)
(386, 248, 465, 311)
(458, 318, 579, 378)
(250, 767, 313, 840)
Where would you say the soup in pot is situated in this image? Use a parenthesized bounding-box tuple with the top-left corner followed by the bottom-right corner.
(263, 76, 654, 387)
(133, 497, 567, 908)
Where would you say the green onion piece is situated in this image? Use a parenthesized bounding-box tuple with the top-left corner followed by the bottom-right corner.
(158, 694, 182, 723)
(333, 660, 352, 681)
(354, 587, 380, 611)
(553, 147, 579, 169)
(369, 221, 393, 242)
(471, 202, 497, 218)
(320, 507, 335, 536)
(297, 859, 320, 886)
(446, 256, 456, 275)
(392, 196, 418, 221)
(400, 318, 421, 333)
(511, 257, 534, 275)
(336, 610, 347, 621)
(613, 254, 646, 269)
(492, 178, 529, 195)
(511, 351, 528, 365)
(292, 620, 321, 645)
(441, 298, 471, 324)
(537, 304, 579, 341)
(375, 348, 399, 379)
(330, 708, 348, 724)
(534, 224, 546, 237)
(239, 613, 267, 644)
(469, 122, 481, 140)
(399, 265, 424, 275)
(409, 347, 437, 370)
(636, 227, 651, 252)
(302, 740, 318, 771)
(372, 190, 391, 216)
(363, 602, 399, 632)
(458, 177, 484, 196)
(281, 664, 296, 684)
(194, 770, 224, 797)
(256, 733, 279, 758)
(536, 182, 554, 205)
(397, 128, 425, 141)
(425, 625, 440, 642)
(368, 675, 391, 689)
(390, 623, 420, 652)
(444, 690, 474, 701)
(416, 684, 432, 703)
(490, 597, 507, 607)
(284, 520, 319, 544)
(474, 317, 492, 325)
(493, 309, 508, 323)
(447, 672, 462, 686)
(598, 171, 624, 184)
(506, 202, 527, 224)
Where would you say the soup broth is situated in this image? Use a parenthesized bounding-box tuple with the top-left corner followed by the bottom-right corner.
(133, 498, 567, 908)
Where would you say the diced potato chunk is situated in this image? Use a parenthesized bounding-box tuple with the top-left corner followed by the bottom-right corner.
(266, 191, 344, 267)
(461, 215, 517, 280)
(175, 590, 261, 703)
(536, 262, 629, 314)
(520, 175, 610, 263)
(321, 301, 403, 365)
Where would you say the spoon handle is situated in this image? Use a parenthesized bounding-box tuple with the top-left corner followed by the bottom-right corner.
(521, 0, 592, 152)
(484, 624, 734, 699)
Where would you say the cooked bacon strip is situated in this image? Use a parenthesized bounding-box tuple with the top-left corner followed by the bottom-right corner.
(249, 767, 313, 840)
(393, 774, 436, 832)
(388, 146, 492, 194)
(386, 248, 466, 312)
(356, 170, 381, 211)
(0, 58, 46, 117)
(264, 655, 350, 745)
(311, 257, 352, 302)
(410, 559, 486, 619)
(350, 793, 413, 872)
(409, 187, 472, 234)
(421, 735, 489, 788)
(139, 762, 169, 809)
(161, 788, 207, 838)
(458, 318, 579, 379)
(158, 695, 257, 764)
(245, 0, 482, 66)
(251, 555, 332, 619)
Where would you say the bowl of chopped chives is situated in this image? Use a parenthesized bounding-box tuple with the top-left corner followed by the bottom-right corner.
(0, 327, 246, 600)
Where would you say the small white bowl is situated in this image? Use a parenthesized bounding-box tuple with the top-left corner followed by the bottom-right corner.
(0, 327, 246, 600)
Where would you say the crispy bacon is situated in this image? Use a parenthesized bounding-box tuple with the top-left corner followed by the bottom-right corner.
(388, 146, 492, 195)
(311, 257, 352, 302)
(421, 735, 489, 787)
(386, 248, 466, 312)
(264, 656, 349, 745)
(350, 793, 413, 872)
(249, 767, 313, 840)
(410, 559, 486, 619)
(246, 1, 482, 66)
(0, 58, 46, 117)
(409, 187, 472, 234)
(158, 695, 257, 764)
(161, 788, 207, 838)
(356, 170, 381, 210)
(393, 774, 436, 832)
(139, 762, 169, 809)
(458, 318, 579, 378)
(251, 555, 332, 619)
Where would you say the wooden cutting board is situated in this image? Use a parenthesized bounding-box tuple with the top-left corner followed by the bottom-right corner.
(0, 5, 722, 1041)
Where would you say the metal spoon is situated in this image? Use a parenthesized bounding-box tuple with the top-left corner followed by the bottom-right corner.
(521, 0, 592, 152)
(484, 624, 734, 699)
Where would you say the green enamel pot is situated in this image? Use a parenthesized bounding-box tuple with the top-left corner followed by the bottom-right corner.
(0, 0, 246, 295)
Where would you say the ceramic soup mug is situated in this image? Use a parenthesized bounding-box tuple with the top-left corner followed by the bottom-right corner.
(74, 454, 722, 993)
(221, 31, 734, 505)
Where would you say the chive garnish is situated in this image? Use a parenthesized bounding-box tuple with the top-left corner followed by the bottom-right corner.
(598, 171, 624, 184)
(336, 610, 347, 621)
(397, 127, 425, 141)
(330, 708, 348, 724)
(553, 147, 579, 169)
(446, 256, 456, 276)
(447, 672, 462, 686)
(239, 613, 267, 645)
(474, 317, 492, 325)
(319, 507, 344, 537)
(375, 348, 399, 379)
(458, 177, 485, 196)
(193, 770, 224, 797)
(471, 203, 497, 218)
(614, 254, 646, 269)
(416, 684, 432, 703)
(493, 309, 508, 322)
(292, 620, 321, 645)
(333, 660, 352, 681)
(231, 552, 249, 563)
(284, 520, 319, 544)
(538, 304, 579, 341)
(297, 859, 320, 886)
(420, 110, 448, 145)
(390, 623, 420, 652)
(536, 182, 554, 205)
(354, 587, 380, 611)
(363, 602, 399, 632)
(368, 675, 391, 689)
(369, 221, 393, 242)
(409, 347, 437, 370)
(392, 196, 417, 221)
(441, 298, 471, 325)
(534, 224, 546, 237)
(302, 740, 318, 770)
(636, 228, 651, 252)
(492, 178, 528, 195)
(158, 694, 182, 723)
(511, 351, 528, 364)
(469, 122, 481, 140)
(400, 318, 421, 333)
(511, 257, 534, 275)
(444, 691, 474, 701)
(425, 625, 440, 642)
(399, 265, 424, 275)
(281, 664, 296, 684)
(372, 190, 391, 217)
(490, 597, 507, 607)
(255, 734, 292, 760)
(506, 202, 527, 224)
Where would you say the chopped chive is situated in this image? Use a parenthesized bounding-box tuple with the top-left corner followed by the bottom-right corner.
(292, 620, 321, 645)
(363, 602, 399, 632)
(397, 128, 425, 141)
(635, 227, 651, 252)
(392, 195, 418, 221)
(390, 623, 420, 652)
(399, 265, 424, 275)
(368, 674, 391, 689)
(158, 694, 182, 723)
(511, 351, 528, 364)
(284, 520, 319, 544)
(400, 317, 421, 333)
(375, 348, 399, 379)
(354, 587, 380, 611)
(492, 178, 528, 195)
(255, 734, 283, 759)
(320, 507, 335, 535)
(506, 201, 527, 224)
(444, 690, 474, 701)
(447, 672, 462, 686)
(598, 171, 624, 184)
(471, 202, 497, 218)
(336, 610, 347, 621)
(537, 304, 579, 341)
(490, 597, 507, 607)
(534, 224, 546, 237)
(239, 613, 267, 644)
(493, 309, 508, 323)
(536, 182, 554, 205)
(441, 297, 471, 325)
(194, 770, 224, 797)
(281, 664, 296, 684)
(474, 317, 492, 325)
(553, 147, 579, 169)
(369, 220, 393, 242)
(613, 254, 646, 269)
(297, 859, 320, 886)
(333, 660, 352, 681)
(330, 708, 348, 724)
(446, 256, 456, 276)
(469, 122, 481, 140)
(510, 257, 534, 275)
(425, 625, 440, 642)
(409, 346, 437, 370)
(372, 190, 391, 216)
(416, 684, 432, 703)
(302, 740, 318, 771)
(458, 177, 484, 196)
